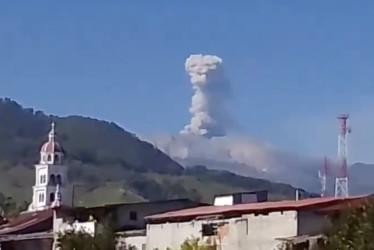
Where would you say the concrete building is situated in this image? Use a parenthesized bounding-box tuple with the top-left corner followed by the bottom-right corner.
(213, 190, 268, 206)
(145, 196, 369, 250)
(56, 199, 204, 250)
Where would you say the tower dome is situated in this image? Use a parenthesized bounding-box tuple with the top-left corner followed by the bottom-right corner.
(40, 122, 64, 165)
(41, 122, 63, 153)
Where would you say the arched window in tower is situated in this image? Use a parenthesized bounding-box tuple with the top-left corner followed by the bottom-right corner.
(47, 154, 52, 162)
(55, 154, 59, 164)
(56, 175, 62, 185)
(50, 174, 56, 186)
(50, 193, 55, 202)
(40, 174, 46, 184)
(38, 193, 45, 203)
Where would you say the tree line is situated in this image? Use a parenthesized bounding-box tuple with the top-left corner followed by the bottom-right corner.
(0, 192, 28, 219)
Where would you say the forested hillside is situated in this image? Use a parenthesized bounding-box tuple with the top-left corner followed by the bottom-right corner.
(0, 98, 298, 208)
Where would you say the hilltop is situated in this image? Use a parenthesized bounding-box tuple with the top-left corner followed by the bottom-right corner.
(0, 98, 299, 207)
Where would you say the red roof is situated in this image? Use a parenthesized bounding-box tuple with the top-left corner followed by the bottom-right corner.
(0, 209, 53, 235)
(41, 140, 63, 153)
(315, 196, 370, 213)
(146, 196, 369, 223)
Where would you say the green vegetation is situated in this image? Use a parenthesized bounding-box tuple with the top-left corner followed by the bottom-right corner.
(322, 198, 374, 250)
(56, 222, 117, 250)
(0, 192, 28, 218)
(180, 237, 216, 250)
(0, 98, 298, 208)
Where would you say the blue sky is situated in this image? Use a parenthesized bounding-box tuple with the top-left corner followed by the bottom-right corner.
(1, 1, 374, 162)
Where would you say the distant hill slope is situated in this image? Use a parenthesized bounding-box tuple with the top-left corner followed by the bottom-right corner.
(348, 163, 374, 195)
(0, 98, 299, 206)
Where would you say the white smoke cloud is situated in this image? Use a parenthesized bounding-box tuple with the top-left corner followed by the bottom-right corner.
(181, 54, 231, 138)
(149, 133, 322, 191)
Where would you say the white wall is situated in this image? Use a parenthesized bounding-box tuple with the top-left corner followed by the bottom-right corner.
(30, 163, 71, 211)
(214, 195, 234, 206)
(56, 220, 96, 236)
(146, 211, 298, 250)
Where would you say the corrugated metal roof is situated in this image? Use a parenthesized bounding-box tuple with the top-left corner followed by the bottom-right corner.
(0, 209, 53, 235)
(315, 196, 370, 213)
(146, 196, 369, 223)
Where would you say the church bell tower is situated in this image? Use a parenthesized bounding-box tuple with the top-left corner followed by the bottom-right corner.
(28, 123, 70, 211)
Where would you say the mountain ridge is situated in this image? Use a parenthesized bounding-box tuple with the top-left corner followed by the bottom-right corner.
(0, 97, 302, 207)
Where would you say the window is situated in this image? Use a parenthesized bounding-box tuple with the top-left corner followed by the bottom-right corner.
(38, 193, 45, 203)
(47, 154, 52, 162)
(55, 154, 59, 163)
(56, 175, 62, 185)
(40, 174, 46, 184)
(50, 193, 55, 202)
(50, 174, 56, 185)
(202, 223, 218, 236)
(129, 211, 137, 221)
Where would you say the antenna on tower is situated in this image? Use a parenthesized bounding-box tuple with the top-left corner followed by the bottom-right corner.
(335, 114, 351, 198)
(318, 157, 328, 197)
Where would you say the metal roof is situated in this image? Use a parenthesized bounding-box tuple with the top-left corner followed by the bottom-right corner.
(146, 196, 369, 223)
(0, 231, 53, 242)
(0, 209, 53, 235)
(85, 198, 205, 210)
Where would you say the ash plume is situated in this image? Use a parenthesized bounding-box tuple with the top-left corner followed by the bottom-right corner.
(181, 54, 231, 138)
(149, 133, 321, 191)
(147, 54, 374, 196)
(147, 53, 322, 193)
